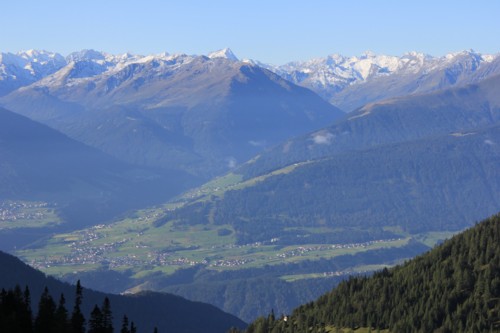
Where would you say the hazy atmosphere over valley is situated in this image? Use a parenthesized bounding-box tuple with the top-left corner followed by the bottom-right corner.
(1, 1, 500, 332)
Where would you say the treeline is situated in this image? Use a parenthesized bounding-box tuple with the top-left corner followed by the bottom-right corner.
(243, 213, 500, 332)
(0, 281, 154, 333)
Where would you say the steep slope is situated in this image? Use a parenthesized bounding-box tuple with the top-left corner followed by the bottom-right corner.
(0, 107, 196, 247)
(239, 73, 500, 179)
(267, 50, 499, 111)
(0, 251, 246, 333)
(246, 213, 500, 332)
(0, 51, 343, 178)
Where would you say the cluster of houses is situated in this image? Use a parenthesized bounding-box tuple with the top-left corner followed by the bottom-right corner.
(0, 201, 52, 222)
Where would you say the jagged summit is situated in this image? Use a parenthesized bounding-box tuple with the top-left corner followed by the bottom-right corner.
(17, 49, 65, 63)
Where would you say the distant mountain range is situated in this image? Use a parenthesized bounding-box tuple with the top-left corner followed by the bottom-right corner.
(263, 49, 500, 111)
(0, 250, 246, 333)
(0, 49, 343, 178)
(3, 48, 498, 113)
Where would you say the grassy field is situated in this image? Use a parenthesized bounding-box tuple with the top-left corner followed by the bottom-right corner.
(18, 204, 422, 284)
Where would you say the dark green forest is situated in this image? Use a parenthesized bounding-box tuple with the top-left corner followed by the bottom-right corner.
(244, 213, 500, 332)
(0, 281, 146, 333)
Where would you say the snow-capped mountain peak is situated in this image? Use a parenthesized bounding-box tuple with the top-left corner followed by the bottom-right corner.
(208, 48, 238, 61)
(18, 49, 65, 64)
(0, 49, 67, 95)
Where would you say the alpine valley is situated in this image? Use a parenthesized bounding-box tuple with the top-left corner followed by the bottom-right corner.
(1, 48, 500, 330)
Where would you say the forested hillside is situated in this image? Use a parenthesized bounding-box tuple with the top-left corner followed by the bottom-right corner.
(246, 213, 500, 332)
(166, 124, 500, 244)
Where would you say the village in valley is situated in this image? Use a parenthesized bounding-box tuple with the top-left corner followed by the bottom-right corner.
(25, 210, 404, 277)
(0, 201, 59, 228)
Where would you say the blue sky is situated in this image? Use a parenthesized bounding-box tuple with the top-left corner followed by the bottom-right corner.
(1, 0, 499, 64)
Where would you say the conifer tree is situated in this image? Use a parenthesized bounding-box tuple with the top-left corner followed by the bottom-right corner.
(35, 287, 56, 333)
(23, 285, 32, 320)
(101, 297, 113, 333)
(88, 305, 104, 333)
(71, 280, 85, 333)
(55, 293, 70, 333)
(120, 315, 130, 333)
(20, 285, 33, 333)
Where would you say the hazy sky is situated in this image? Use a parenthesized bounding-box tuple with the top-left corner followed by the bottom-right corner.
(1, 0, 499, 64)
